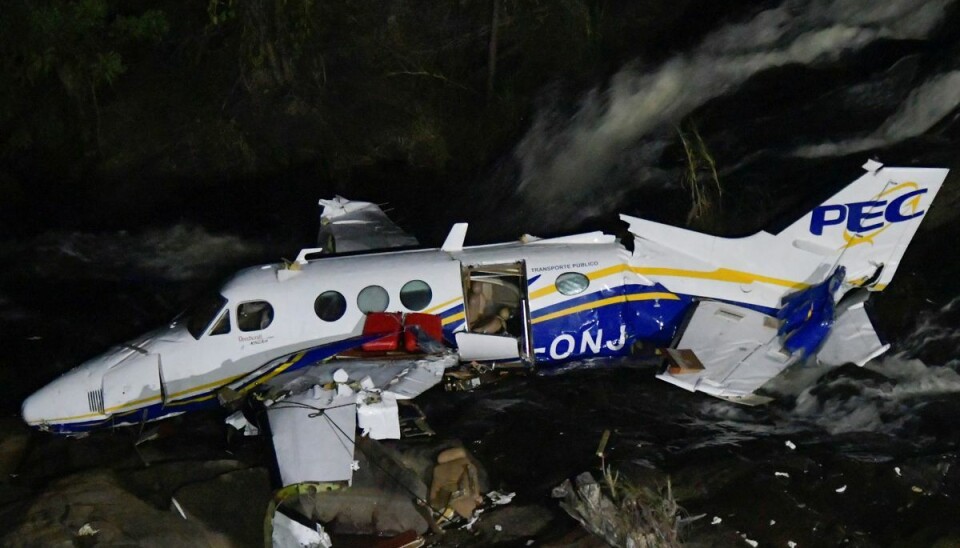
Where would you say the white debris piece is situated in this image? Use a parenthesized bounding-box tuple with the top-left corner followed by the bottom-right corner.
(788, 541, 798, 548)
(350, 460, 360, 471)
(835, 485, 847, 493)
(461, 514, 481, 531)
(333, 368, 350, 383)
(356, 394, 400, 440)
(785, 440, 797, 450)
(171, 497, 187, 519)
(224, 411, 259, 436)
(770, 520, 776, 526)
(775, 472, 790, 478)
(359, 376, 376, 391)
(711, 516, 722, 525)
(272, 511, 333, 548)
(495, 525, 503, 532)
(487, 491, 516, 505)
(77, 523, 99, 536)
(895, 466, 902, 477)
(742, 534, 758, 547)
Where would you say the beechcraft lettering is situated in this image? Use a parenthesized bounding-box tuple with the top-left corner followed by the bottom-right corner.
(22, 160, 949, 439)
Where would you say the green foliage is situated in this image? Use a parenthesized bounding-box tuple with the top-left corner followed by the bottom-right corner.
(602, 465, 683, 548)
(677, 120, 723, 231)
(0, 0, 169, 158)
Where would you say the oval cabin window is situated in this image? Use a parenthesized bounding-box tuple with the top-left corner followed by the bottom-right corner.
(315, 291, 347, 322)
(357, 285, 390, 313)
(400, 280, 432, 311)
(555, 272, 590, 296)
(237, 301, 274, 332)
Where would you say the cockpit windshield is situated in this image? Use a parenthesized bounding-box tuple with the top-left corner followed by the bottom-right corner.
(184, 294, 228, 339)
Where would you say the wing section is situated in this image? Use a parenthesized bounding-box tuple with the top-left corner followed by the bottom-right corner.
(657, 267, 891, 405)
(316, 197, 418, 254)
(264, 353, 456, 486)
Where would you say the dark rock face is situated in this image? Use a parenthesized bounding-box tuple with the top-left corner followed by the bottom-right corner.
(173, 467, 273, 547)
(2, 470, 233, 547)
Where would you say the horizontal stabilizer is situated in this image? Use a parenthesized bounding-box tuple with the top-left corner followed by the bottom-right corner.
(656, 301, 797, 405)
(816, 292, 889, 366)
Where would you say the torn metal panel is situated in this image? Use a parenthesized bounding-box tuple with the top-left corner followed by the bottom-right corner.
(271, 509, 333, 548)
(656, 301, 792, 404)
(268, 389, 357, 485)
(816, 292, 889, 367)
(266, 354, 456, 486)
(357, 395, 401, 440)
(317, 197, 418, 254)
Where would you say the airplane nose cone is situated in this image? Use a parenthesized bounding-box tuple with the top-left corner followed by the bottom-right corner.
(21, 386, 54, 426)
(21, 370, 105, 430)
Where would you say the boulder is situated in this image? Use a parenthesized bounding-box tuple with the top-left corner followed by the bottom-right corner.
(2, 470, 232, 547)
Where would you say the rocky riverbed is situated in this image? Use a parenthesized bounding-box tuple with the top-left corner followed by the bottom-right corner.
(3, 357, 959, 547)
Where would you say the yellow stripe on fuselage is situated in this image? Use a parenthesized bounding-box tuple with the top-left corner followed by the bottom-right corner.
(529, 264, 629, 300)
(531, 292, 679, 325)
(441, 312, 465, 326)
(631, 266, 808, 289)
(40, 355, 304, 425)
(423, 296, 463, 315)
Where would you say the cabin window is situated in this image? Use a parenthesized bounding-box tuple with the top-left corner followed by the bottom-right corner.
(555, 272, 590, 296)
(237, 301, 274, 332)
(400, 280, 432, 311)
(315, 291, 347, 322)
(357, 285, 389, 313)
(209, 310, 231, 335)
(185, 294, 228, 340)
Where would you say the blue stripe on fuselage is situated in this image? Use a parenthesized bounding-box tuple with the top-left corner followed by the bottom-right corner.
(531, 284, 694, 364)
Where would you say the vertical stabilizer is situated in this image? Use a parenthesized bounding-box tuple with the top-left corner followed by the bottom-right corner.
(777, 161, 948, 290)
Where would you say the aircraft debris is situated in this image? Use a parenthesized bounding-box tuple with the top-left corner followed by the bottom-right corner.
(785, 440, 797, 450)
(488, 490, 516, 506)
(224, 411, 259, 436)
(835, 485, 847, 493)
(711, 516, 722, 525)
(77, 523, 99, 536)
(775, 472, 790, 478)
(271, 509, 332, 548)
(895, 466, 902, 477)
(430, 447, 484, 520)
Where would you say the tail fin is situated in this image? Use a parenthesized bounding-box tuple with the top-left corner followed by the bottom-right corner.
(778, 160, 948, 290)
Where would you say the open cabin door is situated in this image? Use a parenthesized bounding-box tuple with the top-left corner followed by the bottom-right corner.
(455, 261, 532, 363)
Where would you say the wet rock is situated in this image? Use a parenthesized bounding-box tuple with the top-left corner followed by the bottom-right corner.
(119, 459, 252, 509)
(0, 418, 29, 479)
(2, 469, 232, 546)
(471, 504, 554, 544)
(286, 437, 433, 536)
(173, 467, 272, 548)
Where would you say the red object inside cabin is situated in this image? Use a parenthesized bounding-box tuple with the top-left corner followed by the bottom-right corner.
(403, 313, 443, 352)
(361, 312, 404, 351)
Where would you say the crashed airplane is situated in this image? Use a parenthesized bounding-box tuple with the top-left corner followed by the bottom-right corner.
(21, 160, 947, 483)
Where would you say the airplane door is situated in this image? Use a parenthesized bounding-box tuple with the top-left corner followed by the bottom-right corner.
(459, 261, 532, 362)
